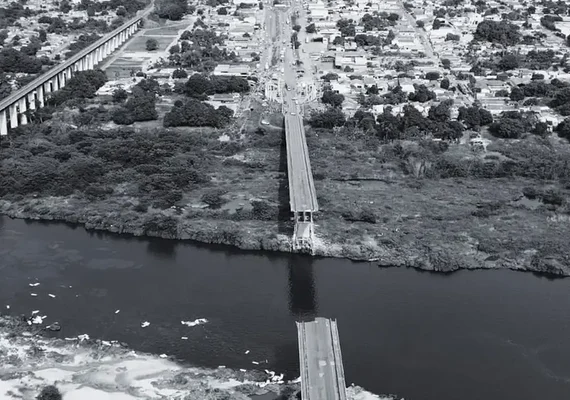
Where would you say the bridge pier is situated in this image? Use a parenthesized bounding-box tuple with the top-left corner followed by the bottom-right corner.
(18, 98, 27, 125)
(0, 110, 7, 136)
(0, 16, 146, 136)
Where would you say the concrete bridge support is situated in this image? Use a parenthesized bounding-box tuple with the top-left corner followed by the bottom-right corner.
(0, 13, 147, 136)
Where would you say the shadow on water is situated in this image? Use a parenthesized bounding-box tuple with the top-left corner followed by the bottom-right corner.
(146, 238, 178, 260)
(277, 123, 293, 236)
(530, 271, 567, 281)
(287, 255, 318, 320)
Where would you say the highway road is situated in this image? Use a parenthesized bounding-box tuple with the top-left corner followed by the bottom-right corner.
(297, 318, 347, 400)
(280, 13, 318, 213)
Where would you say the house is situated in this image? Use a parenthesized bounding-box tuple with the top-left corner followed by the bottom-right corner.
(213, 64, 251, 76)
(209, 93, 241, 103)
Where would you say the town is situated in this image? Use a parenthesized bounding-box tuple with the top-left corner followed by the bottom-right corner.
(2, 0, 570, 399)
(0, 0, 570, 142)
(0, 0, 570, 269)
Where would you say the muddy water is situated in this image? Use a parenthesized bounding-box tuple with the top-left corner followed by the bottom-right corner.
(1, 216, 570, 400)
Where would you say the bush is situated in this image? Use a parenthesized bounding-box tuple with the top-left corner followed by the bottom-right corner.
(251, 200, 277, 220)
(172, 68, 188, 79)
(308, 108, 346, 128)
(38, 385, 62, 400)
(201, 189, 227, 208)
(112, 88, 128, 103)
(145, 38, 159, 51)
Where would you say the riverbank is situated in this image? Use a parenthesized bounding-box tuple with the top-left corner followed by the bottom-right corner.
(0, 315, 393, 400)
(1, 183, 569, 276)
(1, 117, 570, 276)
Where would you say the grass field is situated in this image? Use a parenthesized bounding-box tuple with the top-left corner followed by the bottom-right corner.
(105, 56, 152, 79)
(126, 35, 176, 52)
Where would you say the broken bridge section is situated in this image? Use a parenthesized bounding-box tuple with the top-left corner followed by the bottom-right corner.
(284, 111, 318, 253)
(296, 318, 347, 400)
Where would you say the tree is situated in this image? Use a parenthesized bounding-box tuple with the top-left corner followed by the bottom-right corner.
(510, 86, 525, 101)
(201, 189, 227, 208)
(474, 20, 520, 46)
(0, 48, 42, 73)
(113, 85, 158, 125)
(426, 71, 440, 81)
(308, 107, 346, 128)
(408, 84, 436, 103)
(428, 99, 453, 122)
(489, 112, 530, 139)
(498, 53, 519, 71)
(172, 68, 188, 79)
(533, 121, 549, 137)
(38, 386, 62, 400)
(416, 20, 424, 28)
(48, 70, 107, 106)
(293, 24, 301, 32)
(185, 73, 214, 98)
(321, 72, 339, 82)
(112, 88, 128, 103)
(116, 6, 127, 16)
(305, 23, 316, 33)
(556, 118, 570, 141)
(59, 0, 71, 13)
(155, 0, 188, 20)
(38, 29, 47, 42)
(458, 106, 493, 128)
(440, 78, 450, 89)
(321, 90, 344, 108)
(163, 99, 233, 128)
(217, 7, 227, 14)
(146, 38, 159, 51)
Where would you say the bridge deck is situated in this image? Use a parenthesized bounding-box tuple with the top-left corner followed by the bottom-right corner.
(296, 318, 347, 400)
(284, 113, 318, 213)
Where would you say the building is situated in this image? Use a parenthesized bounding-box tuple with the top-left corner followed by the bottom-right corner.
(212, 64, 252, 76)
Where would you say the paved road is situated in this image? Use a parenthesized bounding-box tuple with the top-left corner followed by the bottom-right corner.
(397, 0, 435, 60)
(280, 15, 318, 212)
(297, 318, 347, 400)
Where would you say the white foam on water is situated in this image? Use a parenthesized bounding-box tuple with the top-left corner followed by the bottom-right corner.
(0, 318, 392, 400)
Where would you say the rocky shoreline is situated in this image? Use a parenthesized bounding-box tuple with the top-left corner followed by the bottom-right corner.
(0, 314, 394, 400)
(1, 197, 569, 277)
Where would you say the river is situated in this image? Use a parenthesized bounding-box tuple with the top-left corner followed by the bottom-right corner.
(1, 216, 570, 400)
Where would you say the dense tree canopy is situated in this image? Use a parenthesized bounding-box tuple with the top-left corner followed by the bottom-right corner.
(474, 20, 520, 46)
(184, 73, 250, 98)
(155, 0, 189, 20)
(48, 69, 107, 106)
(457, 105, 493, 128)
(112, 80, 159, 125)
(321, 90, 345, 108)
(309, 107, 346, 128)
(0, 48, 42, 73)
(163, 99, 233, 128)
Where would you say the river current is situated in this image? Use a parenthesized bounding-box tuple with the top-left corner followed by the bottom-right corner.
(1, 216, 570, 400)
